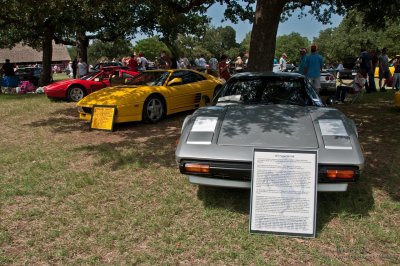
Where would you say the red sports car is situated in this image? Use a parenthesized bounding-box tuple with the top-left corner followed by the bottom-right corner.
(44, 68, 138, 101)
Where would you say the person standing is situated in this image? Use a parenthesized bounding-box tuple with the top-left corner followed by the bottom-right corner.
(77, 58, 88, 78)
(137, 53, 148, 71)
(368, 49, 378, 92)
(298, 48, 307, 75)
(391, 55, 400, 91)
(72, 57, 78, 79)
(127, 53, 138, 72)
(304, 44, 324, 94)
(218, 55, 230, 82)
(178, 53, 191, 69)
(234, 55, 244, 73)
(378, 47, 390, 92)
(197, 55, 207, 72)
(160, 51, 172, 69)
(1, 59, 15, 76)
(208, 56, 218, 77)
(358, 47, 372, 92)
(279, 53, 287, 71)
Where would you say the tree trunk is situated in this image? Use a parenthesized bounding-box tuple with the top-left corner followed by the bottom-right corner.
(40, 25, 53, 86)
(164, 39, 179, 60)
(76, 31, 89, 63)
(247, 0, 286, 72)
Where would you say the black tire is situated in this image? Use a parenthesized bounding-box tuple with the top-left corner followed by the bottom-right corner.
(67, 86, 85, 102)
(142, 95, 165, 123)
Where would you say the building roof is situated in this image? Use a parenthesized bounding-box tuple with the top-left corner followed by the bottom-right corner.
(0, 42, 71, 64)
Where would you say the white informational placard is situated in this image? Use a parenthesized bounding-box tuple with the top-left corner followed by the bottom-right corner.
(250, 149, 318, 238)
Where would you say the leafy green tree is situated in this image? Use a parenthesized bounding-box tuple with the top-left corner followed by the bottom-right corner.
(0, 0, 73, 85)
(133, 37, 170, 61)
(202, 26, 238, 58)
(311, 28, 337, 64)
(275, 33, 309, 65)
(313, 10, 400, 64)
(0, 0, 141, 85)
(88, 39, 133, 64)
(240, 32, 252, 54)
(136, 0, 211, 58)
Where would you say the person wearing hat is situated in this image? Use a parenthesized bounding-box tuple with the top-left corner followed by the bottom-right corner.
(298, 48, 307, 75)
(304, 44, 324, 94)
(279, 53, 287, 71)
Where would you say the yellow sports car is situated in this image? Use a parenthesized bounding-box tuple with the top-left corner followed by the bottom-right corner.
(77, 69, 223, 123)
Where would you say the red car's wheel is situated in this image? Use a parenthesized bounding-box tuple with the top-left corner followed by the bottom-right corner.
(67, 86, 86, 102)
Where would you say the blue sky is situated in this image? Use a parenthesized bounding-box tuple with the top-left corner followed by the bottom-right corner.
(208, 4, 343, 42)
(132, 4, 343, 45)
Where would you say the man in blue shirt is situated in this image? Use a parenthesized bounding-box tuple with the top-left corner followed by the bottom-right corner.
(304, 44, 324, 94)
(298, 48, 307, 75)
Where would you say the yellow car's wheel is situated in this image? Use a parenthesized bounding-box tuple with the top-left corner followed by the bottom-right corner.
(142, 95, 165, 123)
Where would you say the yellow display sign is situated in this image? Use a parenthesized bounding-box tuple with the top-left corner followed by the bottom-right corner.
(90, 105, 116, 131)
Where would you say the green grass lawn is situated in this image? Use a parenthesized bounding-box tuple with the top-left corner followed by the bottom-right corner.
(0, 92, 399, 264)
(53, 73, 69, 82)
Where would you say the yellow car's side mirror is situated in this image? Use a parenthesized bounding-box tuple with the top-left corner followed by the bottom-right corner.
(167, 77, 183, 86)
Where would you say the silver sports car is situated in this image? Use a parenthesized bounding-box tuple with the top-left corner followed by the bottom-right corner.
(175, 72, 364, 192)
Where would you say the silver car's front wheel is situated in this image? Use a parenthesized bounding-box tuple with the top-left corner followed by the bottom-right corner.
(67, 86, 85, 102)
(142, 95, 165, 123)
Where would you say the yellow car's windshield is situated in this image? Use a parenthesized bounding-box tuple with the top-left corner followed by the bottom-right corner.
(127, 71, 169, 86)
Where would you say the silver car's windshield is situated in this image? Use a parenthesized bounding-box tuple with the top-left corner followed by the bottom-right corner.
(217, 77, 314, 106)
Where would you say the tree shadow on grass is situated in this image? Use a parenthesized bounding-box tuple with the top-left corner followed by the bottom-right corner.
(28, 107, 88, 133)
(337, 96, 400, 202)
(72, 112, 192, 169)
(197, 181, 374, 233)
(74, 133, 180, 169)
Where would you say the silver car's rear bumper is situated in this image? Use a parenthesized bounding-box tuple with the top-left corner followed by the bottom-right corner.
(188, 175, 348, 192)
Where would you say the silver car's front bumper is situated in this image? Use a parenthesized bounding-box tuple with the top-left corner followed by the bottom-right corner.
(188, 175, 349, 192)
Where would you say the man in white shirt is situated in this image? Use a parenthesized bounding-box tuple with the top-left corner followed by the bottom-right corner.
(138, 53, 148, 71)
(179, 53, 191, 69)
(279, 53, 287, 71)
(77, 58, 88, 78)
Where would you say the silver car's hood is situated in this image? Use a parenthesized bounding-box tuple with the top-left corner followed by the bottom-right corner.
(217, 105, 318, 148)
(176, 104, 364, 168)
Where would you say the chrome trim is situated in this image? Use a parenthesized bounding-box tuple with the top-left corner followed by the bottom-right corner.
(188, 176, 348, 192)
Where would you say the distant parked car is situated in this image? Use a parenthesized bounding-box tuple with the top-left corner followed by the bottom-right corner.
(319, 71, 336, 94)
(89, 62, 123, 73)
(44, 68, 138, 102)
(14, 67, 42, 86)
(285, 67, 337, 94)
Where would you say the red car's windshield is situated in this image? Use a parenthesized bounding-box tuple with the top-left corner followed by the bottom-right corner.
(80, 71, 102, 80)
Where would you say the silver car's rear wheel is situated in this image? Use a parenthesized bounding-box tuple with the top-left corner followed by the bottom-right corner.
(68, 86, 85, 102)
(142, 95, 165, 123)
